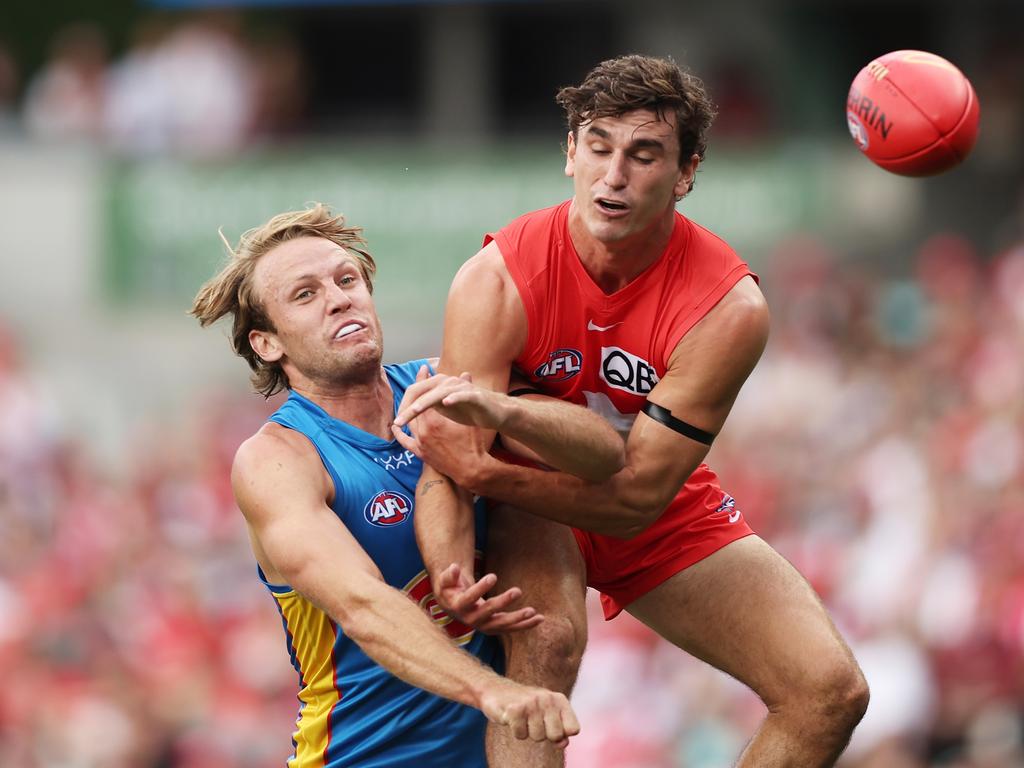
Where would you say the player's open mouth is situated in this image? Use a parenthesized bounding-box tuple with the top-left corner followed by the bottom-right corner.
(334, 323, 364, 340)
(596, 198, 629, 214)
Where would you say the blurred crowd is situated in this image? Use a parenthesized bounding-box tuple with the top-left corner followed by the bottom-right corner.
(2, 10, 1023, 168)
(0, 324, 293, 766)
(1, 12, 307, 156)
(2, 9, 1024, 768)
(569, 232, 1024, 768)
(1, 229, 1022, 768)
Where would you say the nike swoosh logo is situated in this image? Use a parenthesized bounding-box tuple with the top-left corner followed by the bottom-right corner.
(587, 320, 622, 332)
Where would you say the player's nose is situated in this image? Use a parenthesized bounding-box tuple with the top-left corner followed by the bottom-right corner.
(324, 280, 353, 312)
(602, 152, 628, 188)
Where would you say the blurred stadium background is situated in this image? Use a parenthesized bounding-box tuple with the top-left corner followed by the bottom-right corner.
(1, 0, 1022, 766)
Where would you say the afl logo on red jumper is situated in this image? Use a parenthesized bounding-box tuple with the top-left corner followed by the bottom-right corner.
(364, 490, 412, 527)
(534, 348, 583, 382)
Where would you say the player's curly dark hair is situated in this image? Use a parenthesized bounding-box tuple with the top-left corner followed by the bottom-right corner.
(556, 54, 717, 192)
(190, 204, 376, 398)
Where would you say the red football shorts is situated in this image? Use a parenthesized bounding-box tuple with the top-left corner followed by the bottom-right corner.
(490, 447, 754, 620)
(573, 473, 754, 620)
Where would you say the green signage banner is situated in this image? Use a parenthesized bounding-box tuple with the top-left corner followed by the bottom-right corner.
(104, 141, 836, 324)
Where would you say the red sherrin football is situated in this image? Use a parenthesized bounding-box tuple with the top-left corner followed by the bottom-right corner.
(846, 50, 980, 176)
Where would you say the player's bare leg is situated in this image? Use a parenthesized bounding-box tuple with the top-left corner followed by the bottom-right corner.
(626, 535, 868, 768)
(484, 504, 587, 768)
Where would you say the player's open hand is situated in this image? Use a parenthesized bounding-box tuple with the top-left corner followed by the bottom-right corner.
(435, 563, 544, 635)
(393, 365, 510, 430)
(480, 679, 580, 748)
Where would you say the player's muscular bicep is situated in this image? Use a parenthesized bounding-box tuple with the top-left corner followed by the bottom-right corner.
(232, 430, 381, 586)
(620, 278, 769, 511)
(657, 276, 769, 431)
(438, 242, 527, 389)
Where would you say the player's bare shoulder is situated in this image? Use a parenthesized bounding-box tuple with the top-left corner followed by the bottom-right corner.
(443, 240, 527, 369)
(233, 421, 308, 478)
(450, 240, 514, 301)
(232, 422, 332, 520)
(716, 276, 770, 339)
(672, 276, 768, 362)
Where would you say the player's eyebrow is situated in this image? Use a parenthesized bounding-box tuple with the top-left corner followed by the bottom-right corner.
(286, 256, 356, 285)
(285, 271, 313, 283)
(285, 268, 328, 288)
(282, 274, 309, 290)
(284, 273, 318, 293)
(584, 125, 666, 151)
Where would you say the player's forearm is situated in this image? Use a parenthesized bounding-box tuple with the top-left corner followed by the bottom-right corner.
(340, 575, 498, 708)
(413, 465, 476, 581)
(282, 549, 496, 709)
(499, 396, 625, 482)
(466, 458, 660, 539)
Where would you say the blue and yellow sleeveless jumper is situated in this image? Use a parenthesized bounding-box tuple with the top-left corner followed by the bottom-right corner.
(262, 360, 499, 767)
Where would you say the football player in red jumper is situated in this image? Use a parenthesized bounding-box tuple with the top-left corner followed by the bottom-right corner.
(394, 55, 869, 768)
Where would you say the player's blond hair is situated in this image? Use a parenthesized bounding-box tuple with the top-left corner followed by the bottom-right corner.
(556, 54, 717, 192)
(190, 204, 376, 397)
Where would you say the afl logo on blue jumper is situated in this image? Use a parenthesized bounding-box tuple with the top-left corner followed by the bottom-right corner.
(364, 490, 412, 527)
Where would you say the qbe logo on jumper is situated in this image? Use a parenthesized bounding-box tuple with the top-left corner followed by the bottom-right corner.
(600, 346, 659, 396)
(364, 490, 412, 527)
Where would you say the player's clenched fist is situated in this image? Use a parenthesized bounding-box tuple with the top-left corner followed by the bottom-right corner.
(480, 680, 580, 747)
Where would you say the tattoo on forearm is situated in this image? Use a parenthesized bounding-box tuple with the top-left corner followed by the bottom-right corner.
(422, 479, 444, 495)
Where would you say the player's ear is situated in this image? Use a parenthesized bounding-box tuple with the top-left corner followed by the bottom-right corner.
(565, 132, 577, 178)
(674, 153, 700, 198)
(250, 329, 284, 363)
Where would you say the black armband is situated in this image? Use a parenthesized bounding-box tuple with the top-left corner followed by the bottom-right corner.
(508, 388, 544, 398)
(641, 401, 716, 446)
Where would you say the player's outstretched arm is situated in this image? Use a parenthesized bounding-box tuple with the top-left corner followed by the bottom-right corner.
(398, 276, 770, 539)
(394, 366, 625, 482)
(231, 428, 577, 743)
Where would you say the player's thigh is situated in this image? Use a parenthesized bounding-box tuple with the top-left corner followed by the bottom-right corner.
(625, 535, 857, 703)
(486, 503, 587, 619)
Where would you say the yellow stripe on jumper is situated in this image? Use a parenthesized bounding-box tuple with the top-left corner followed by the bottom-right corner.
(274, 589, 342, 768)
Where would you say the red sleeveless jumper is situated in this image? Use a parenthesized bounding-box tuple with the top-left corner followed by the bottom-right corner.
(486, 200, 757, 619)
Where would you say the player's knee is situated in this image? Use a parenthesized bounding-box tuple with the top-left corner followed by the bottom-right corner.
(833, 662, 870, 730)
(505, 616, 585, 691)
(767, 651, 868, 735)
(805, 655, 870, 734)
